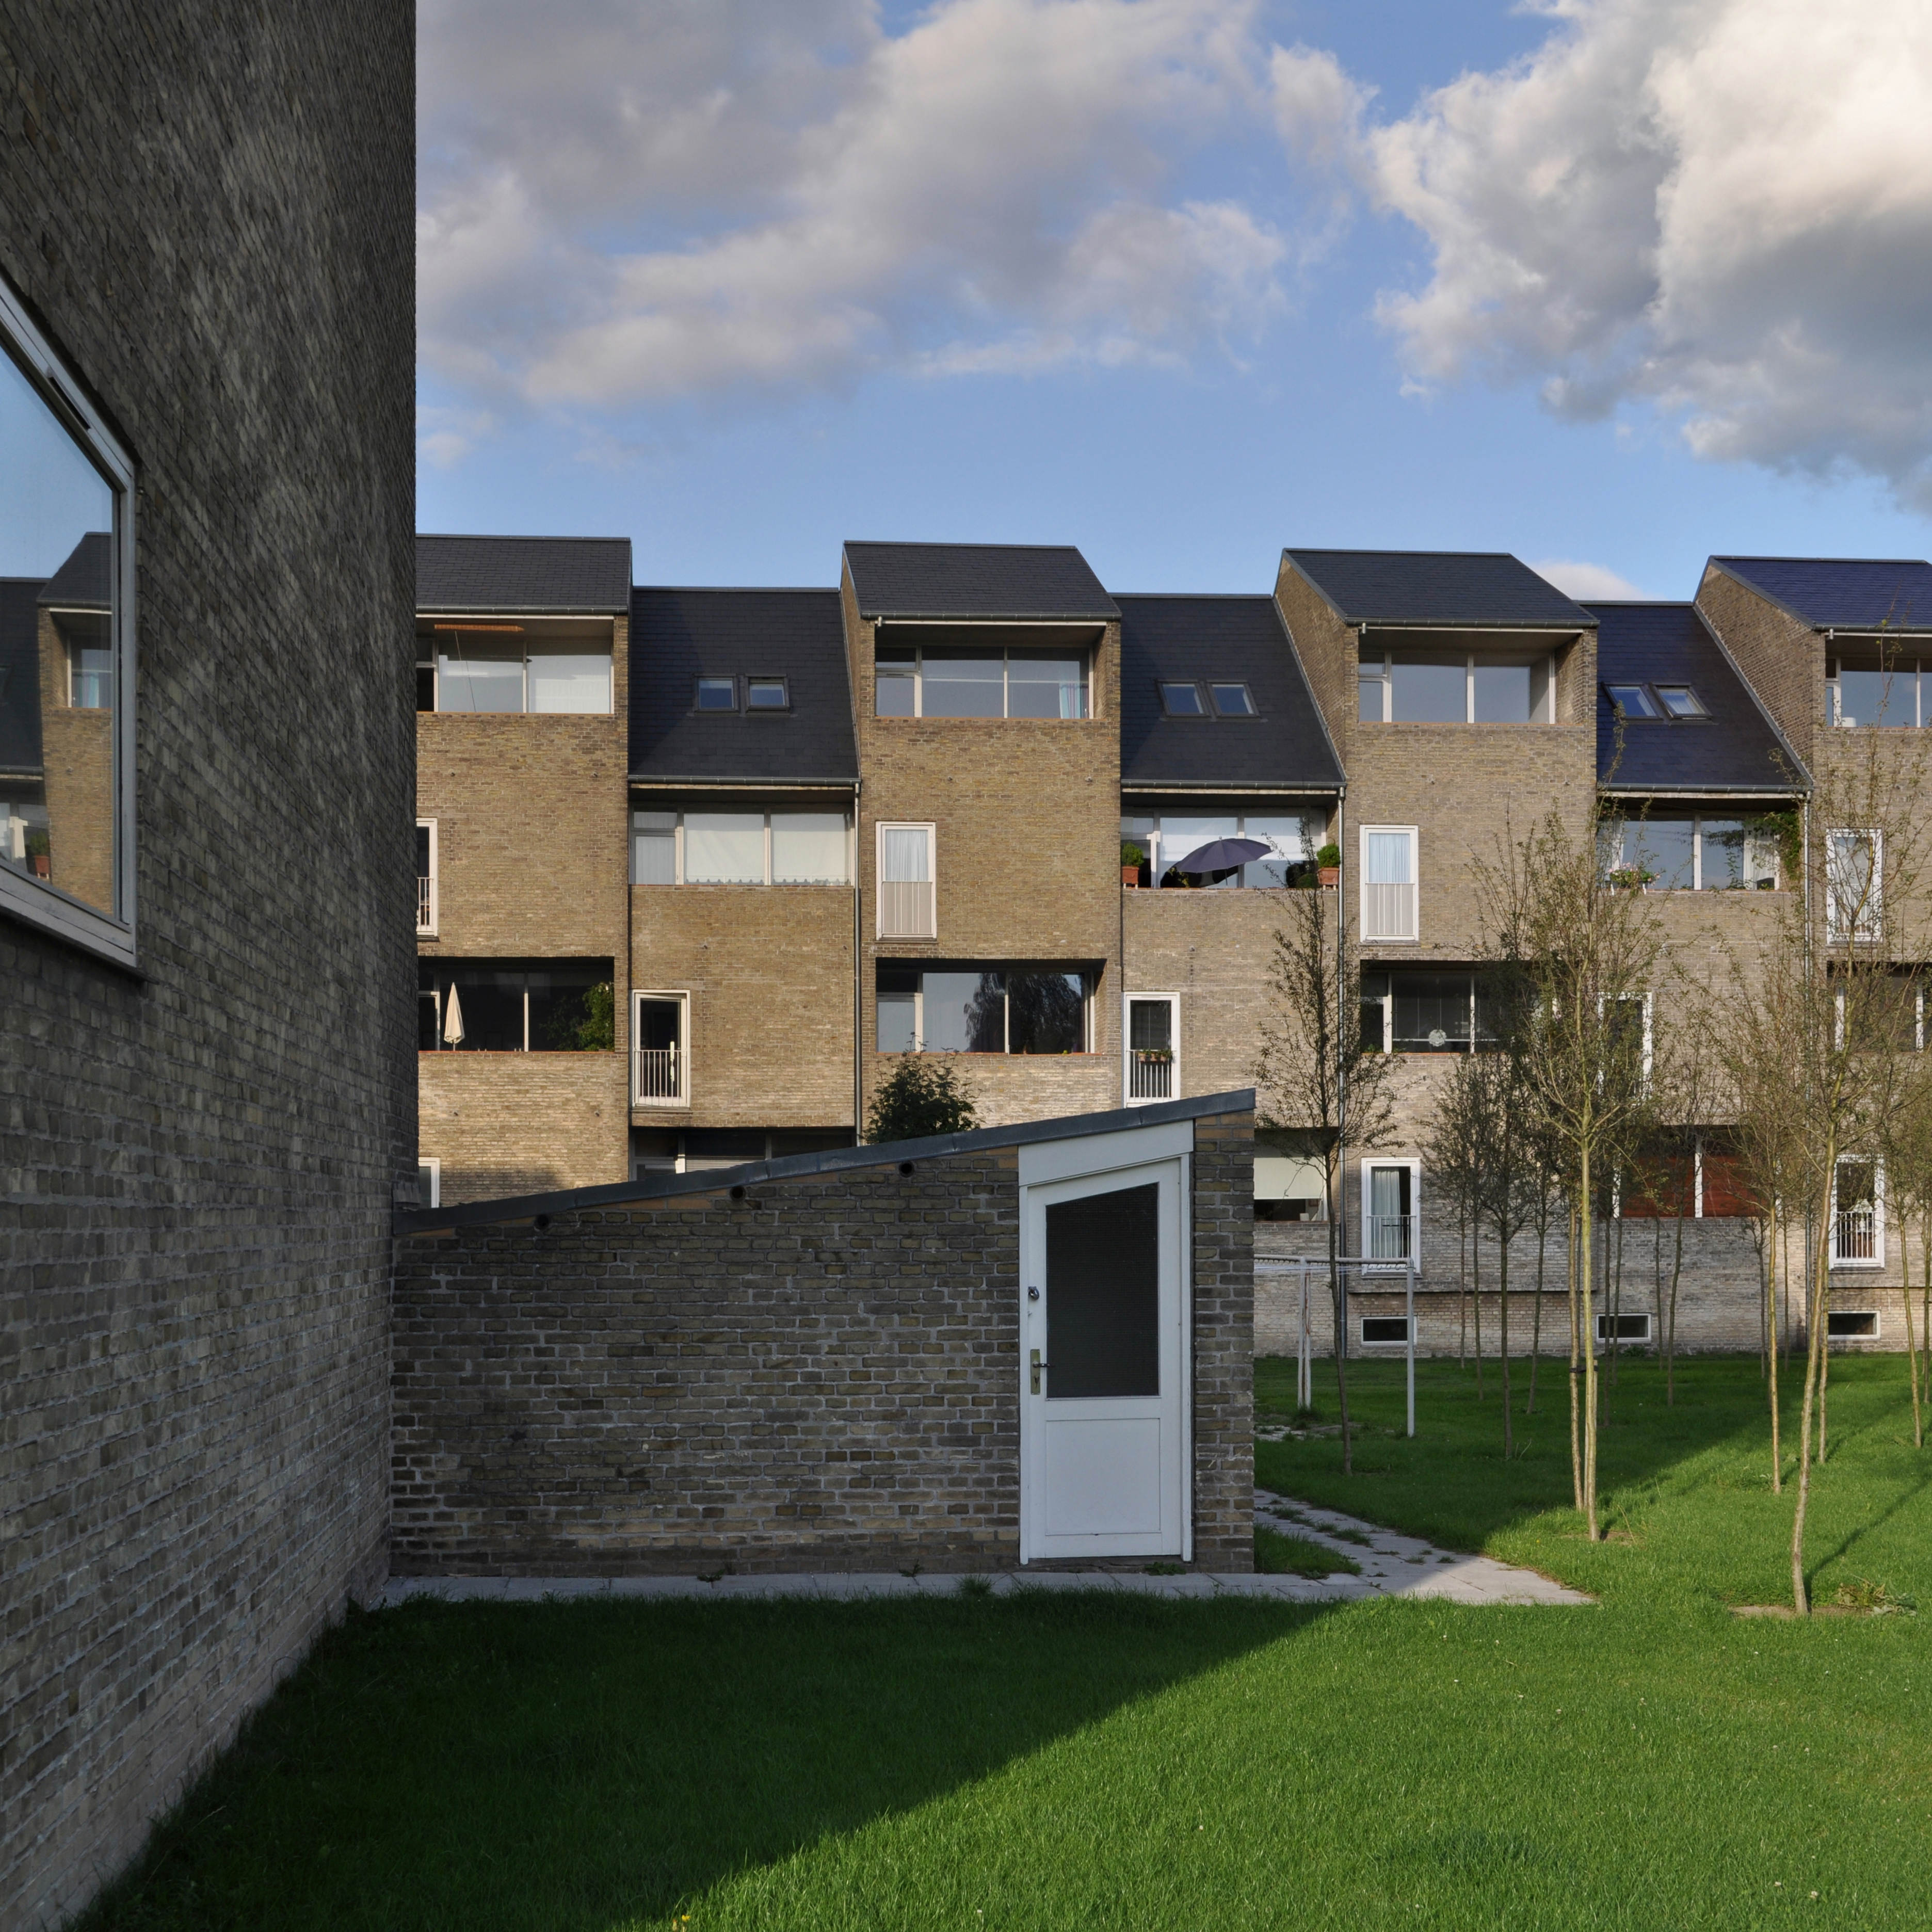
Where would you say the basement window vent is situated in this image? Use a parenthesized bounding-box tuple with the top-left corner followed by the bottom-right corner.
(1827, 1310, 1879, 1339)
(1595, 1313, 1652, 1342)
(1360, 1316, 1410, 1345)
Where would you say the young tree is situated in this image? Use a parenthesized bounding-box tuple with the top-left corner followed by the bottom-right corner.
(865, 1057, 978, 1144)
(1253, 885, 1397, 1476)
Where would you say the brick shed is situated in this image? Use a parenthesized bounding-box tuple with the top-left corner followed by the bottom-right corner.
(392, 1091, 1254, 1575)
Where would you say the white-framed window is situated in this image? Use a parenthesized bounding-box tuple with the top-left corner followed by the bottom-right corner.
(1830, 1155, 1882, 1268)
(1359, 646, 1556, 724)
(1361, 1315, 1411, 1345)
(419, 619, 614, 714)
(0, 276, 138, 967)
(876, 965, 1090, 1054)
(1125, 993, 1179, 1101)
(1595, 1312, 1652, 1343)
(1599, 813, 1781, 891)
(416, 1156, 440, 1210)
(1826, 828, 1882, 942)
(630, 808, 851, 886)
(1359, 826, 1418, 942)
(633, 990, 690, 1106)
(1829, 651, 1924, 729)
(1361, 1158, 1419, 1271)
(1827, 1310, 1880, 1339)
(876, 822, 936, 938)
(415, 818, 438, 935)
(875, 643, 1090, 719)
(1118, 811, 1311, 888)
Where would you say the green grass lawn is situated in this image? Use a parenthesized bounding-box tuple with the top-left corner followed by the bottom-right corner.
(80, 1356, 1932, 1931)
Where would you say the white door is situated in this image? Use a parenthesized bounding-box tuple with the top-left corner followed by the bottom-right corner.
(1019, 1137, 1189, 1563)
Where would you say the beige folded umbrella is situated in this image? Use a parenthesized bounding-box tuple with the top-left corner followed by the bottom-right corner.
(442, 981, 465, 1047)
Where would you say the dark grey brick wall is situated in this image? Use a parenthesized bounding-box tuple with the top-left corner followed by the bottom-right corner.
(392, 1116, 1255, 1577)
(0, 6, 413, 1925)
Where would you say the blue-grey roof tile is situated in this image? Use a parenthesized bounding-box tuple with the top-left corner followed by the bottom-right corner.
(1285, 549, 1595, 629)
(845, 541, 1117, 620)
(418, 534, 633, 614)
(1710, 556, 1932, 632)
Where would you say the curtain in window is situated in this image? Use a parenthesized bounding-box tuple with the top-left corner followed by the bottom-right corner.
(1365, 831, 1411, 884)
(881, 826, 930, 882)
(685, 812, 765, 882)
(772, 812, 847, 883)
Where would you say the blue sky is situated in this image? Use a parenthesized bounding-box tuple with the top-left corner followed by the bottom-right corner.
(417, 1, 1932, 600)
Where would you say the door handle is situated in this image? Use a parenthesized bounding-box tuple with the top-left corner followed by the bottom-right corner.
(1030, 1347, 1048, 1395)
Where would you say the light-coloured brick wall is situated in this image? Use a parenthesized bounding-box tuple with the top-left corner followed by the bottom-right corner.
(1695, 564, 1820, 769)
(35, 611, 115, 912)
(629, 880, 857, 1131)
(1272, 559, 1356, 760)
(420, 1052, 630, 1204)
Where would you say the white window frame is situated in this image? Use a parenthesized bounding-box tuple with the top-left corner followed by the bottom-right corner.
(1829, 654, 1922, 728)
(0, 278, 139, 968)
(874, 643, 1092, 720)
(632, 989, 691, 1107)
(1357, 648, 1556, 725)
(1123, 992, 1180, 1103)
(632, 808, 851, 888)
(416, 818, 439, 936)
(1829, 1155, 1884, 1269)
(1595, 1311, 1652, 1344)
(1359, 825, 1419, 943)
(1825, 827, 1882, 942)
(1360, 1156, 1421, 1274)
(876, 822, 937, 939)
(1603, 813, 1781, 892)
(1826, 1309, 1881, 1340)
(416, 1156, 440, 1210)
(1360, 1314, 1412, 1346)
(422, 618, 616, 716)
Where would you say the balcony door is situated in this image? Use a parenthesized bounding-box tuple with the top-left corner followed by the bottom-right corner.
(633, 991, 688, 1106)
(1124, 994, 1179, 1102)
(1019, 1122, 1191, 1564)
(1362, 1159, 1418, 1273)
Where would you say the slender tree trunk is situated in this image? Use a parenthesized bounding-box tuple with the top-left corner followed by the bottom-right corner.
(1758, 1221, 1769, 1383)
(1528, 1205, 1547, 1416)
(1917, 1208, 1930, 1451)
(1668, 1175, 1686, 1406)
(1791, 1183, 1833, 1614)
(1328, 1166, 1353, 1477)
(1580, 1147, 1601, 1539)
(1458, 1209, 1468, 1367)
(1766, 1204, 1782, 1494)
(1499, 1213, 1512, 1455)
(1610, 1194, 1625, 1390)
(1473, 1222, 1485, 1400)
(1568, 1198, 1583, 1511)
(1652, 1213, 1665, 1392)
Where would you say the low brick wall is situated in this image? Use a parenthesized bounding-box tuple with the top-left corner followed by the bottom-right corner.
(392, 1104, 1253, 1574)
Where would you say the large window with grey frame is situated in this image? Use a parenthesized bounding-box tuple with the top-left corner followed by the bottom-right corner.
(877, 966, 1090, 1055)
(1359, 644, 1555, 723)
(1119, 812, 1311, 888)
(1599, 813, 1782, 891)
(875, 645, 1089, 719)
(631, 808, 850, 884)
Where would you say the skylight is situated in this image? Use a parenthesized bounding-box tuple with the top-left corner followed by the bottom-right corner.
(1160, 681, 1206, 716)
(1605, 683, 1662, 719)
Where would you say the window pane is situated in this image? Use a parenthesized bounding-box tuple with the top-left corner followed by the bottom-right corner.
(632, 811, 676, 886)
(1837, 664, 1912, 727)
(417, 988, 440, 1052)
(1635, 817, 1695, 889)
(1241, 814, 1307, 888)
(684, 811, 765, 882)
(1365, 831, 1411, 884)
(415, 823, 432, 878)
(527, 647, 611, 713)
(636, 997, 683, 1053)
(0, 351, 119, 915)
(1392, 971, 1471, 1052)
(746, 678, 787, 709)
(1654, 684, 1706, 719)
(1008, 972, 1085, 1053)
(1211, 683, 1255, 716)
(880, 825, 929, 883)
(921, 970, 1004, 1051)
(1700, 818, 1745, 889)
(1472, 659, 1533, 723)
(438, 641, 524, 713)
(1606, 683, 1661, 719)
(877, 989, 915, 1053)
(1161, 682, 1205, 716)
(1045, 1183, 1160, 1398)
(1128, 999, 1171, 1052)
(921, 653, 1004, 718)
(1358, 678, 1383, 722)
(1159, 815, 1237, 888)
(772, 812, 847, 883)
(1008, 652, 1088, 719)
(439, 967, 525, 1051)
(875, 651, 915, 717)
(696, 677, 736, 711)
(530, 965, 610, 1050)
(1390, 652, 1466, 722)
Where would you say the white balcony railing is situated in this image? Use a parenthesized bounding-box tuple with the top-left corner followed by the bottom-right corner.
(416, 874, 434, 933)
(1129, 1051, 1173, 1100)
(878, 878, 936, 940)
(1362, 880, 1416, 942)
(635, 1044, 681, 1104)
(1366, 1213, 1413, 1263)
(1833, 1204, 1877, 1264)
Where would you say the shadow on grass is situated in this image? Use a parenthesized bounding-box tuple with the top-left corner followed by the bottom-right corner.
(76, 1589, 1331, 1932)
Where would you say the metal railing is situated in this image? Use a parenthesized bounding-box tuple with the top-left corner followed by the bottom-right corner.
(1128, 1051, 1172, 1100)
(415, 874, 434, 933)
(878, 878, 935, 939)
(1833, 1204, 1876, 1263)
(1362, 880, 1416, 941)
(634, 1044, 681, 1104)
(1366, 1212, 1413, 1263)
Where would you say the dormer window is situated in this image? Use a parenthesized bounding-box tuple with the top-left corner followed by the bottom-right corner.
(1359, 645, 1555, 723)
(746, 677, 788, 711)
(1654, 684, 1708, 719)
(695, 677, 737, 712)
(875, 645, 1089, 719)
(1210, 683, 1257, 717)
(1160, 682, 1206, 716)
(1605, 683, 1663, 719)
(1829, 651, 1923, 728)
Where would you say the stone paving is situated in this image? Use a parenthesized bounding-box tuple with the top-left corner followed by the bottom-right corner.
(378, 1492, 1591, 1609)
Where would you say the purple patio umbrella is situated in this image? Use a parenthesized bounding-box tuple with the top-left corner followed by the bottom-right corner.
(1171, 837, 1273, 881)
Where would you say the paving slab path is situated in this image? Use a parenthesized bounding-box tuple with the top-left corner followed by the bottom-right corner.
(380, 1494, 1589, 1609)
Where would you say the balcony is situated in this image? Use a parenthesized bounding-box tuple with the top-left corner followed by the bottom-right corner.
(878, 878, 936, 940)
(1128, 1049, 1173, 1101)
(1362, 881, 1416, 943)
(1832, 1203, 1877, 1265)
(635, 1044, 682, 1104)
(1365, 1213, 1414, 1268)
(416, 874, 435, 935)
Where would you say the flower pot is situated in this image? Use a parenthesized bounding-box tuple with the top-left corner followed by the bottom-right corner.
(30, 853, 50, 880)
(1318, 865, 1340, 888)
(1122, 866, 1140, 887)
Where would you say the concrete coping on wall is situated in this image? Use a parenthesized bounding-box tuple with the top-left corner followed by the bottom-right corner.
(396, 1087, 1255, 1238)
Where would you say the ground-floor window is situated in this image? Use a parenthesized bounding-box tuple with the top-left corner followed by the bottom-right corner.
(1596, 1312, 1652, 1343)
(1827, 1310, 1879, 1339)
(877, 964, 1092, 1055)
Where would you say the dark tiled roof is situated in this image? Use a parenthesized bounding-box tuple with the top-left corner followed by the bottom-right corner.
(1284, 549, 1595, 629)
(37, 532, 111, 610)
(630, 588, 857, 783)
(418, 534, 633, 615)
(1709, 556, 1932, 632)
(1587, 602, 1802, 793)
(0, 578, 45, 771)
(844, 541, 1118, 621)
(1117, 595, 1342, 792)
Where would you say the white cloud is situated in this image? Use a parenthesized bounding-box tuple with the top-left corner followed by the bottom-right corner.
(418, 0, 1358, 425)
(1368, 0, 1932, 511)
(1530, 558, 1646, 601)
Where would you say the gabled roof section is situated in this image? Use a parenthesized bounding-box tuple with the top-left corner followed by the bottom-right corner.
(1708, 556, 1932, 633)
(844, 541, 1118, 621)
(1284, 549, 1595, 630)
(37, 532, 111, 610)
(630, 588, 857, 784)
(1117, 595, 1342, 792)
(1588, 602, 1803, 794)
(417, 534, 633, 616)
(0, 578, 45, 772)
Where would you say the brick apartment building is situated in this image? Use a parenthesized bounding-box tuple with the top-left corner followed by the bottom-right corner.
(414, 537, 1932, 1351)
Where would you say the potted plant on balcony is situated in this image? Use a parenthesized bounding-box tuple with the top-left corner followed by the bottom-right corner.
(1315, 841, 1341, 888)
(1121, 840, 1146, 887)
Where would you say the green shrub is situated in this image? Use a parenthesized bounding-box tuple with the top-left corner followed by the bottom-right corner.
(865, 1057, 978, 1144)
